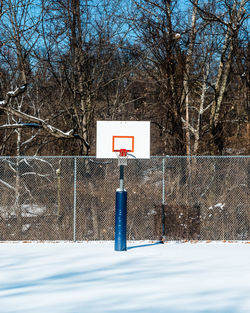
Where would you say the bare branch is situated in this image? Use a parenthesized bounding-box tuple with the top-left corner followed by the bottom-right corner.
(0, 84, 27, 107)
(0, 123, 41, 129)
(0, 178, 15, 191)
(0, 86, 90, 150)
(181, 117, 197, 134)
(189, 0, 230, 27)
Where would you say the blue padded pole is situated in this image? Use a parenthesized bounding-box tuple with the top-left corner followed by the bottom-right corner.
(115, 189, 127, 251)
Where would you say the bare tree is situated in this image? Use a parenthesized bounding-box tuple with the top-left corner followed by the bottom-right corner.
(190, 0, 249, 153)
(0, 0, 249, 157)
(39, 0, 132, 155)
(129, 0, 187, 154)
(181, 0, 198, 156)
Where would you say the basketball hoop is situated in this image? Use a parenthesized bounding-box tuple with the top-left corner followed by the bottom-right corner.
(96, 121, 151, 251)
(115, 149, 128, 166)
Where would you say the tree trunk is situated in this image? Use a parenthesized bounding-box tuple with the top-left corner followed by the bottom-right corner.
(181, 0, 198, 156)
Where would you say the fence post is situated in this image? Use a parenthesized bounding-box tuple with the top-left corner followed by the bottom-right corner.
(73, 157, 77, 242)
(161, 157, 166, 241)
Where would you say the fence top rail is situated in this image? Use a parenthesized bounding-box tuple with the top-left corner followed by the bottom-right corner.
(0, 155, 249, 160)
(152, 155, 250, 159)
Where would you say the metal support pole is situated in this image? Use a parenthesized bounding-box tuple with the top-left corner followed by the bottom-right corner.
(119, 165, 124, 191)
(115, 165, 127, 251)
(73, 157, 77, 242)
(161, 157, 166, 241)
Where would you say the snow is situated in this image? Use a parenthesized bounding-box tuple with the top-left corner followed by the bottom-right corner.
(0, 204, 46, 218)
(1, 241, 250, 313)
(7, 90, 16, 95)
(214, 203, 225, 209)
(208, 203, 225, 211)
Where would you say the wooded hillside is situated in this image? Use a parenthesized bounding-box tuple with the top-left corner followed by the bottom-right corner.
(0, 0, 249, 156)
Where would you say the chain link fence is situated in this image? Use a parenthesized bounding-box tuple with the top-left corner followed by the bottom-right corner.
(0, 156, 249, 241)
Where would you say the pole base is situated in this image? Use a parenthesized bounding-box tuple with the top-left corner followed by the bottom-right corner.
(115, 190, 127, 251)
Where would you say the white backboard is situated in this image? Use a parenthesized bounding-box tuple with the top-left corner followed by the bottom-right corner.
(96, 121, 150, 159)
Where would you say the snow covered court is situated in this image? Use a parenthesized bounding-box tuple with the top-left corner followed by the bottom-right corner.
(1, 241, 250, 313)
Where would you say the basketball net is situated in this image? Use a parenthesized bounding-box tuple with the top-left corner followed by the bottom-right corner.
(115, 149, 128, 166)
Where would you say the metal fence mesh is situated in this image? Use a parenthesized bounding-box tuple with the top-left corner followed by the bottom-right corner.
(0, 156, 249, 241)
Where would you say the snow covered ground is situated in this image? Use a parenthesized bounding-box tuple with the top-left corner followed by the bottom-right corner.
(1, 241, 250, 313)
